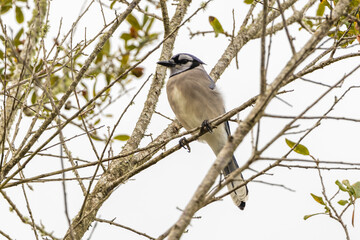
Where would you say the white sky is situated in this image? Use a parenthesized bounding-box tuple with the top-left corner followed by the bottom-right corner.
(1, 0, 360, 240)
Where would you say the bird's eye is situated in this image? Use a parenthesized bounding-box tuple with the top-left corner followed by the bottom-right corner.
(179, 59, 190, 64)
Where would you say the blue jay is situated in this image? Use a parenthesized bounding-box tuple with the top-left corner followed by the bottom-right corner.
(157, 53, 248, 210)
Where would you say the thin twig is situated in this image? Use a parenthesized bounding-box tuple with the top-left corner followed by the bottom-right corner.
(95, 218, 155, 240)
(260, 0, 268, 95)
(276, 0, 296, 54)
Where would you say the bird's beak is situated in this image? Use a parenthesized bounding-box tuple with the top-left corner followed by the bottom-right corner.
(157, 59, 175, 67)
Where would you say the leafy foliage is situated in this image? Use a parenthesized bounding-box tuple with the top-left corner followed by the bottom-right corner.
(305, 179, 359, 226)
(336, 180, 360, 199)
(0, 3, 159, 142)
(303, 0, 360, 47)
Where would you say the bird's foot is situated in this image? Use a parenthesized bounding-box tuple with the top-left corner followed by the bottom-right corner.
(179, 137, 191, 153)
(200, 120, 213, 135)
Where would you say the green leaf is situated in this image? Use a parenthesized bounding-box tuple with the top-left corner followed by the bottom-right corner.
(342, 179, 351, 188)
(341, 180, 357, 196)
(90, 134, 102, 141)
(95, 52, 103, 63)
(338, 200, 349, 206)
(304, 19, 313, 28)
(105, 74, 112, 85)
(110, 0, 117, 9)
(285, 138, 310, 155)
(31, 91, 37, 104)
(244, 0, 254, 3)
(15, 6, 24, 23)
(1, 0, 12, 14)
(323, 0, 332, 10)
(145, 17, 155, 34)
(34, 59, 43, 72)
(316, 0, 326, 16)
(303, 212, 323, 220)
(142, 6, 149, 28)
(120, 33, 132, 41)
(14, 27, 24, 46)
(102, 39, 110, 55)
(121, 54, 129, 66)
(351, 181, 360, 198)
(310, 193, 325, 205)
(92, 78, 98, 98)
(335, 180, 348, 192)
(324, 205, 330, 213)
(125, 44, 136, 51)
(114, 134, 130, 141)
(208, 16, 224, 37)
(94, 119, 100, 125)
(126, 14, 141, 30)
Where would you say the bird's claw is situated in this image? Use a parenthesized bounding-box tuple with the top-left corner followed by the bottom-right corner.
(179, 137, 191, 153)
(200, 120, 213, 134)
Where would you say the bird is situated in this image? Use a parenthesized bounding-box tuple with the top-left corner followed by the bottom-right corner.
(157, 53, 248, 210)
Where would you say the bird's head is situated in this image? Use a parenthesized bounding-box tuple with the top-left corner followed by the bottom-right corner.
(157, 53, 205, 77)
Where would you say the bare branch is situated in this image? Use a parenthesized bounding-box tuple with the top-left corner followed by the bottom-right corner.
(95, 218, 155, 240)
(260, 0, 268, 95)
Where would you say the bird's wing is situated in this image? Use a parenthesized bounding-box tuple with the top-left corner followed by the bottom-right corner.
(206, 73, 216, 90)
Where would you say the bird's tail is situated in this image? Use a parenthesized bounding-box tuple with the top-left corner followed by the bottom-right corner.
(223, 155, 248, 210)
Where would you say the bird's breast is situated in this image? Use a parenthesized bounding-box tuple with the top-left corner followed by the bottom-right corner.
(166, 82, 194, 129)
(166, 70, 225, 132)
